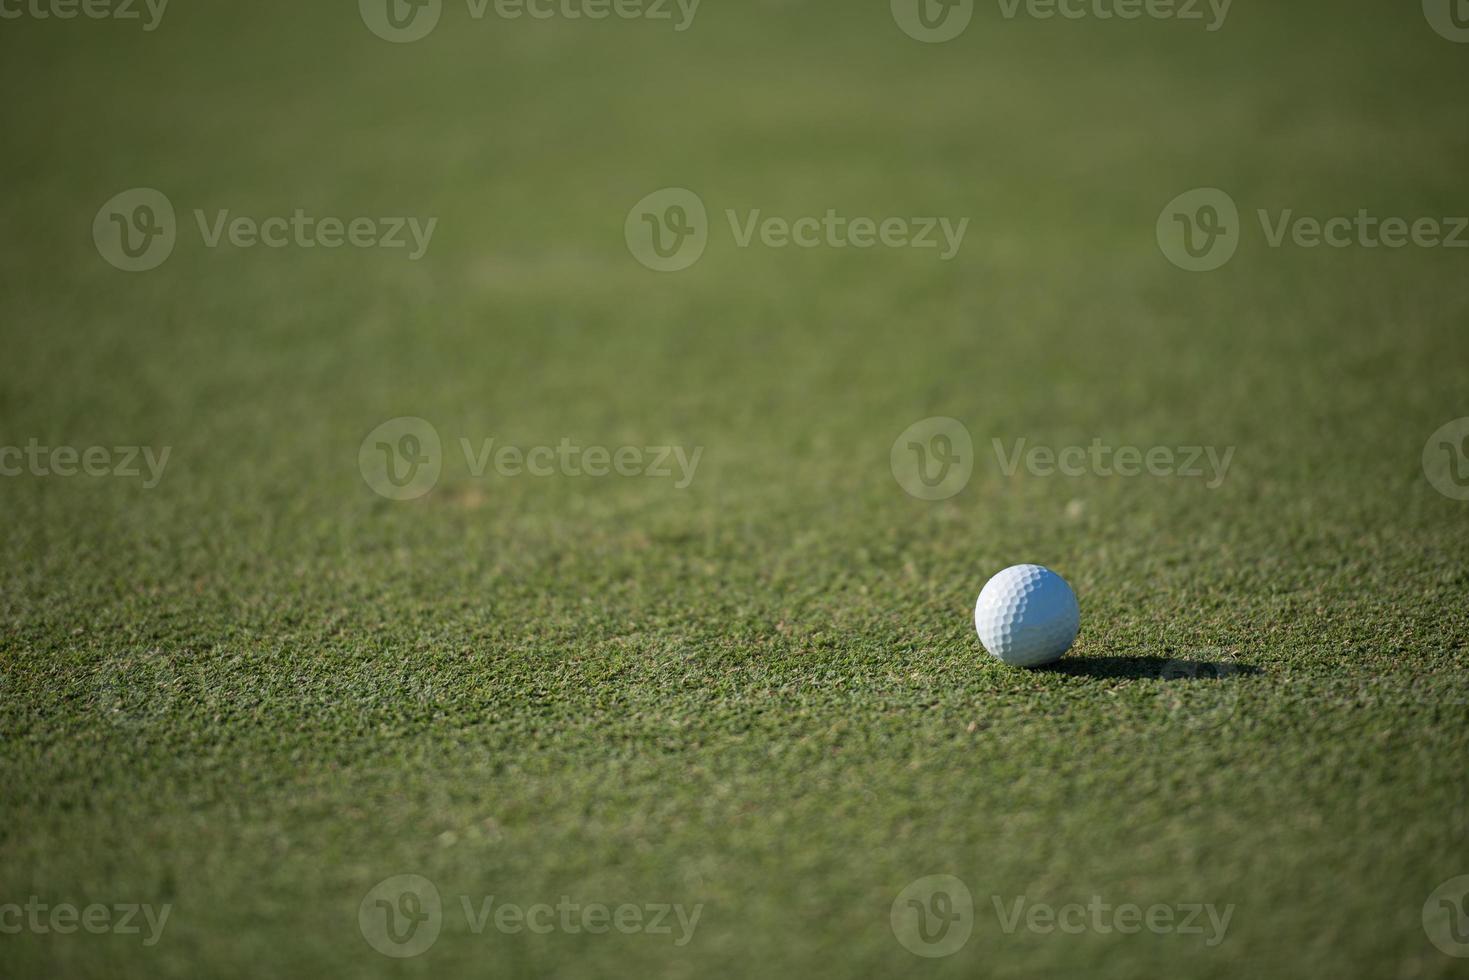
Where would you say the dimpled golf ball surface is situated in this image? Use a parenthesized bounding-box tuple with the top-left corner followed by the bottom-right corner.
(974, 564, 1080, 667)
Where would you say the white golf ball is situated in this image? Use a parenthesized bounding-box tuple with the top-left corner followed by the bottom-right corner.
(974, 564, 1080, 667)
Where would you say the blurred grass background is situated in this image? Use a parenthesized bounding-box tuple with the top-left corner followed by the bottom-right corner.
(1, 0, 1467, 977)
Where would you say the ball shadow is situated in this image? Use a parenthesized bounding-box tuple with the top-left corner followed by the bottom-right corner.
(1040, 655, 1261, 680)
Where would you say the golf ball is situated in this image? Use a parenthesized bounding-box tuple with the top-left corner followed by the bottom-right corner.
(974, 564, 1080, 667)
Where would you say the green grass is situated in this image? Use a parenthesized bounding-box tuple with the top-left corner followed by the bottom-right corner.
(2, 0, 1468, 976)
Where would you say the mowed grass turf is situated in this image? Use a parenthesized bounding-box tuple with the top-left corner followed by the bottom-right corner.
(2, 1, 1468, 977)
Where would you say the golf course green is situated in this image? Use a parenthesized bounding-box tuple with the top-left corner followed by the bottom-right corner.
(1, 0, 1466, 976)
